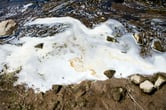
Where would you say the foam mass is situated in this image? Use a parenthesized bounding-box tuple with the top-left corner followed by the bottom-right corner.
(0, 17, 165, 92)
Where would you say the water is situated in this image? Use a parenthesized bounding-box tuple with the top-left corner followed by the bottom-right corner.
(0, 0, 48, 21)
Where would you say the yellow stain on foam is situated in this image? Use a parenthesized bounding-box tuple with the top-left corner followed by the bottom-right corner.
(107, 48, 154, 70)
(69, 57, 85, 72)
(69, 57, 97, 75)
(89, 69, 96, 75)
(69, 45, 156, 77)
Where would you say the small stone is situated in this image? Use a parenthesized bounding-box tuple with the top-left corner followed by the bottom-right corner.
(133, 33, 144, 45)
(130, 74, 144, 85)
(104, 70, 115, 79)
(34, 43, 44, 49)
(151, 39, 164, 52)
(101, 17, 106, 20)
(154, 75, 166, 88)
(106, 36, 118, 42)
(140, 80, 154, 93)
(0, 19, 17, 36)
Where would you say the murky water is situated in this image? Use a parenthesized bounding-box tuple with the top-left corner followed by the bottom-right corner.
(0, 0, 47, 21)
(0, 0, 165, 52)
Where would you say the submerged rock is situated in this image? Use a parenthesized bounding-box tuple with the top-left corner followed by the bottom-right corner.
(140, 80, 154, 93)
(133, 33, 144, 45)
(0, 19, 17, 37)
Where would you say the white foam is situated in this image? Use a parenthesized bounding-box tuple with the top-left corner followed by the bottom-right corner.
(21, 3, 33, 12)
(0, 17, 166, 92)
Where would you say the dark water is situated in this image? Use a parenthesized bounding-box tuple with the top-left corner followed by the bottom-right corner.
(0, 0, 42, 8)
(0, 0, 48, 10)
(0, 0, 48, 21)
(0, 0, 165, 54)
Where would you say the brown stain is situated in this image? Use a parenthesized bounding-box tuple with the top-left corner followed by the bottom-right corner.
(69, 57, 96, 75)
(69, 57, 84, 72)
(90, 69, 96, 75)
(69, 57, 80, 68)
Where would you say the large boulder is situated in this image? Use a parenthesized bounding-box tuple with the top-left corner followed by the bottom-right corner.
(0, 19, 17, 37)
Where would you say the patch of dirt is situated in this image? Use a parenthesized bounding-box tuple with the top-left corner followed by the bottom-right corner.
(0, 73, 166, 110)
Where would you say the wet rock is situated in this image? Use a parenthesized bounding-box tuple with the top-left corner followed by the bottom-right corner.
(151, 39, 164, 52)
(140, 80, 154, 93)
(34, 43, 44, 49)
(104, 70, 115, 79)
(154, 75, 166, 89)
(106, 36, 118, 43)
(111, 87, 126, 102)
(0, 19, 17, 37)
(130, 74, 144, 85)
(133, 33, 144, 45)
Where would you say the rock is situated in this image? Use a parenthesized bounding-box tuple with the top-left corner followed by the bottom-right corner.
(130, 74, 144, 85)
(111, 87, 126, 102)
(106, 36, 118, 43)
(34, 43, 44, 49)
(133, 33, 144, 45)
(140, 80, 154, 93)
(104, 70, 115, 79)
(151, 39, 164, 52)
(0, 19, 17, 37)
(52, 85, 62, 94)
(154, 75, 166, 88)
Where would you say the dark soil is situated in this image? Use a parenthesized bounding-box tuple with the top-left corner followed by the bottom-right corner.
(0, 73, 166, 110)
